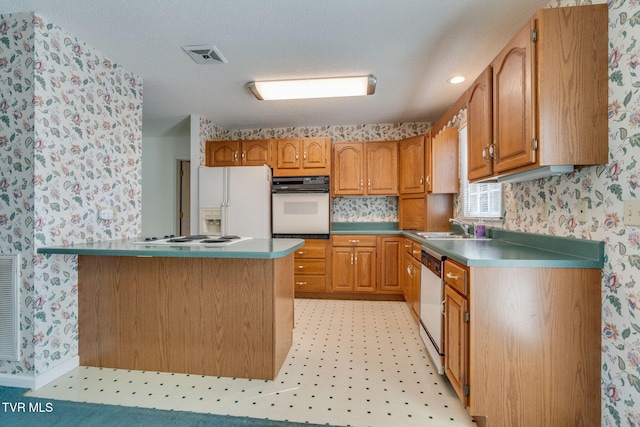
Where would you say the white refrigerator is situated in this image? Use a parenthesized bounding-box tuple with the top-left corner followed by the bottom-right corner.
(198, 165, 271, 238)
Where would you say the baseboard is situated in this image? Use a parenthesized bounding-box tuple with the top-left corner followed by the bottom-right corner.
(0, 356, 79, 390)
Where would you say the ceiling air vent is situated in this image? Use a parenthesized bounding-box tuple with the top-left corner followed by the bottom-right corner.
(182, 44, 228, 64)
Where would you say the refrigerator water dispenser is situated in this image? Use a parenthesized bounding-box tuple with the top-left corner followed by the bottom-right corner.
(200, 208, 222, 235)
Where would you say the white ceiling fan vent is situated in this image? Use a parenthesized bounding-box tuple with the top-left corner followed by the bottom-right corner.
(182, 44, 228, 65)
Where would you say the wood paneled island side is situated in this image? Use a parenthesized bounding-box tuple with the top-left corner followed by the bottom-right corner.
(38, 238, 304, 380)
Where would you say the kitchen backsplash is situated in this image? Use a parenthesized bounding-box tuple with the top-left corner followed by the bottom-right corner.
(332, 197, 398, 222)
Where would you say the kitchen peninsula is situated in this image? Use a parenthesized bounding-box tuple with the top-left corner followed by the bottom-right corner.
(38, 238, 304, 380)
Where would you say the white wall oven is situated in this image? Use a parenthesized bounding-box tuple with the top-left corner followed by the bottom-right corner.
(271, 176, 330, 239)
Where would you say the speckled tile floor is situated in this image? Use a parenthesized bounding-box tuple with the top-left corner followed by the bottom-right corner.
(28, 299, 475, 427)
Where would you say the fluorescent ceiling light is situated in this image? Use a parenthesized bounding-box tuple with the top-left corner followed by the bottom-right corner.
(248, 75, 376, 100)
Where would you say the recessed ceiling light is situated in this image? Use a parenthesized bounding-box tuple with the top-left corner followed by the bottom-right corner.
(248, 75, 376, 101)
(448, 75, 466, 84)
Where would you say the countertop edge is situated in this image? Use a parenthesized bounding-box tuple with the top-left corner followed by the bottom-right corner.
(37, 239, 305, 259)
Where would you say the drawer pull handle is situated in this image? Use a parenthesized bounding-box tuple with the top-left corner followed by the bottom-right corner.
(296, 281, 307, 285)
(296, 251, 305, 255)
(348, 239, 360, 243)
(297, 266, 305, 269)
(446, 272, 459, 280)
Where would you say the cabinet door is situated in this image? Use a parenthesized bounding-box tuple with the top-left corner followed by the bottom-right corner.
(467, 67, 494, 181)
(303, 138, 329, 172)
(430, 127, 459, 194)
(379, 237, 401, 293)
(241, 140, 271, 166)
(492, 22, 536, 174)
(401, 251, 414, 314)
(276, 139, 301, 170)
(444, 285, 468, 406)
(366, 142, 398, 195)
(333, 143, 365, 195)
(399, 135, 425, 194)
(206, 141, 239, 166)
(332, 248, 354, 292)
(354, 247, 376, 293)
(424, 133, 432, 193)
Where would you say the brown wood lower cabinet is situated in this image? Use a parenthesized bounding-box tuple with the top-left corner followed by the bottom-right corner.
(332, 235, 377, 293)
(443, 259, 469, 406)
(294, 239, 329, 293)
(296, 234, 403, 300)
(441, 260, 602, 426)
(401, 237, 421, 320)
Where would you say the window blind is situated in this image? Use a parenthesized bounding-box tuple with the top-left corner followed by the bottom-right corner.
(458, 126, 502, 218)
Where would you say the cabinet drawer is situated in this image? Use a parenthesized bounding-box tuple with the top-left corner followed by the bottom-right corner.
(294, 275, 326, 292)
(295, 259, 325, 275)
(411, 241, 422, 260)
(333, 235, 377, 247)
(294, 240, 327, 259)
(444, 260, 468, 296)
(403, 238, 414, 254)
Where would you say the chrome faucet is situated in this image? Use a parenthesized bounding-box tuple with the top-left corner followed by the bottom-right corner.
(449, 218, 471, 236)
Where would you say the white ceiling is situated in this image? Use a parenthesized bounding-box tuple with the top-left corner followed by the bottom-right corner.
(1, 0, 550, 135)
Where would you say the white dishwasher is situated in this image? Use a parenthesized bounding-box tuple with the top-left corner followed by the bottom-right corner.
(419, 246, 446, 375)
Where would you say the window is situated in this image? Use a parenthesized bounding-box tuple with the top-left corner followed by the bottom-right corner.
(458, 126, 502, 218)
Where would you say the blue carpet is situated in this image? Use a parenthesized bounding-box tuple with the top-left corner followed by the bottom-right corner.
(0, 386, 336, 427)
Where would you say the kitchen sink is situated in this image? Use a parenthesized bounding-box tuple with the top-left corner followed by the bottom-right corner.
(412, 231, 490, 240)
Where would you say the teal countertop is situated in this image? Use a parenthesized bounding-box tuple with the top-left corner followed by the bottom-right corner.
(37, 238, 305, 259)
(331, 222, 604, 268)
(403, 228, 604, 268)
(331, 222, 400, 234)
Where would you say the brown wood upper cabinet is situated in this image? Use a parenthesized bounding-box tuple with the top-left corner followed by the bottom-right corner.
(206, 140, 271, 167)
(429, 127, 459, 193)
(398, 135, 425, 194)
(332, 141, 398, 196)
(272, 138, 331, 177)
(467, 67, 494, 181)
(466, 4, 608, 182)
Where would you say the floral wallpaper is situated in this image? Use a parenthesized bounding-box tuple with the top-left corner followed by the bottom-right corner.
(198, 116, 223, 166)
(332, 196, 398, 222)
(221, 123, 431, 222)
(0, 12, 142, 379)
